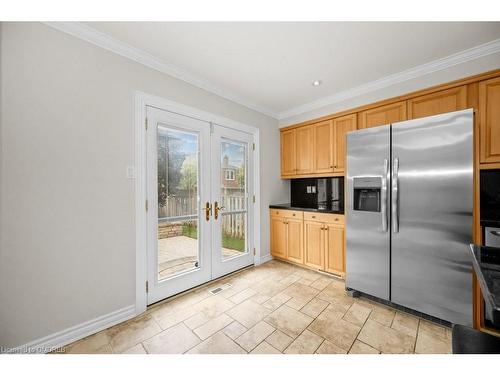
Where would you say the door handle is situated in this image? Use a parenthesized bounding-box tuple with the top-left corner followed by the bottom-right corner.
(381, 158, 389, 232)
(204, 202, 212, 221)
(214, 201, 225, 220)
(392, 157, 399, 233)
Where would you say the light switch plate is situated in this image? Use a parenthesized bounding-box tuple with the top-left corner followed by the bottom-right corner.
(306, 186, 311, 193)
(126, 166, 136, 179)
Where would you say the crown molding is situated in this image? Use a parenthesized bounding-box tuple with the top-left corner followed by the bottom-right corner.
(42, 22, 279, 119)
(41, 23, 500, 122)
(278, 38, 500, 120)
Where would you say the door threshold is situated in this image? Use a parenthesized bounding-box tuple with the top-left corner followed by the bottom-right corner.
(147, 264, 254, 310)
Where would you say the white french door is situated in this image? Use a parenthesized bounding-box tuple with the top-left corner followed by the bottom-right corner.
(146, 106, 254, 304)
(211, 126, 254, 279)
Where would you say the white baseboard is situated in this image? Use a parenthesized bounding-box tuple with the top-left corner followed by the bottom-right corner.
(5, 305, 136, 354)
(259, 254, 273, 265)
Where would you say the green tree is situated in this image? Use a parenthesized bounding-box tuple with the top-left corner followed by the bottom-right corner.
(157, 134, 183, 208)
(235, 162, 245, 187)
(179, 154, 197, 191)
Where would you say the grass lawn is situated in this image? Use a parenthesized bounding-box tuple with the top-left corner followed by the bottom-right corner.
(182, 223, 244, 251)
(222, 235, 245, 252)
(182, 223, 198, 239)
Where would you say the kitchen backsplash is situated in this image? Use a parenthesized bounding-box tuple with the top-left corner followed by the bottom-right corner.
(291, 177, 344, 212)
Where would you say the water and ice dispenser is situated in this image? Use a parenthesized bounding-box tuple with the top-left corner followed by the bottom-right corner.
(353, 177, 382, 213)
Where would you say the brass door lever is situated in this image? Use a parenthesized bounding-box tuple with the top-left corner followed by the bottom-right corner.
(204, 202, 212, 221)
(214, 201, 225, 220)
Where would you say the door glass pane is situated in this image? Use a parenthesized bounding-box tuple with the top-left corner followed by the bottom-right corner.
(220, 139, 247, 260)
(157, 125, 200, 280)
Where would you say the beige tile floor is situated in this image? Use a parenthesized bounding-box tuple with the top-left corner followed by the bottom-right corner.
(60, 260, 452, 354)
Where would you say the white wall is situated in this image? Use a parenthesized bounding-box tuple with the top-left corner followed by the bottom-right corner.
(279, 52, 500, 126)
(0, 22, 288, 348)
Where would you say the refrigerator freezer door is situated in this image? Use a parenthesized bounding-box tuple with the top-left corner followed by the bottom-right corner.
(391, 109, 473, 326)
(346, 125, 391, 300)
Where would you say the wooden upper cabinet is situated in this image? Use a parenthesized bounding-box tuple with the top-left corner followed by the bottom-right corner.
(295, 125, 314, 174)
(407, 85, 467, 119)
(479, 77, 500, 164)
(313, 120, 334, 174)
(280, 129, 296, 177)
(333, 114, 357, 173)
(359, 101, 407, 129)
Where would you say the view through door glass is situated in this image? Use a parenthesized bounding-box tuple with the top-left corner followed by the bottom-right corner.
(157, 125, 200, 280)
(219, 139, 248, 260)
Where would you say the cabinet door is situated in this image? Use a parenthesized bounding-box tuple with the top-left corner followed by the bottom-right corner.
(295, 125, 314, 174)
(287, 218, 304, 264)
(325, 224, 345, 276)
(280, 129, 296, 177)
(313, 120, 334, 174)
(333, 114, 357, 173)
(407, 85, 467, 119)
(479, 77, 500, 164)
(359, 101, 407, 129)
(304, 220, 325, 270)
(270, 216, 287, 259)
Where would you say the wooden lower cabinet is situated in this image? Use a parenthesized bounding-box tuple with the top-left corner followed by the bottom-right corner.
(270, 210, 303, 264)
(325, 224, 345, 276)
(287, 218, 304, 264)
(304, 221, 325, 269)
(270, 216, 287, 259)
(270, 208, 345, 277)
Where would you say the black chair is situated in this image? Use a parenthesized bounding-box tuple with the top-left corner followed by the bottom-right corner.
(452, 324, 500, 354)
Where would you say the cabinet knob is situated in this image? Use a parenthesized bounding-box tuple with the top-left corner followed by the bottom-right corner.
(292, 213, 296, 216)
(312, 215, 316, 218)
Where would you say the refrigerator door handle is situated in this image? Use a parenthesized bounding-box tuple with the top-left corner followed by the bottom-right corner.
(381, 159, 389, 232)
(392, 157, 399, 233)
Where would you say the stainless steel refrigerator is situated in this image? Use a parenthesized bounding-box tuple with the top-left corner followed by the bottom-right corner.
(346, 109, 473, 326)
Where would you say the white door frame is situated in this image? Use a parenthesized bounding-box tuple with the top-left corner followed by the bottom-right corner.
(134, 91, 261, 315)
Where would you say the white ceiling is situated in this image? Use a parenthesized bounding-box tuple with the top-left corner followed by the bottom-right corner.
(84, 22, 500, 118)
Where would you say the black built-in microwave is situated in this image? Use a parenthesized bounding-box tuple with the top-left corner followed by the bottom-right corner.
(481, 169, 500, 225)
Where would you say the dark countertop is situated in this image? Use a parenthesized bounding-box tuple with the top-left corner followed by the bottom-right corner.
(469, 244, 500, 325)
(269, 203, 344, 215)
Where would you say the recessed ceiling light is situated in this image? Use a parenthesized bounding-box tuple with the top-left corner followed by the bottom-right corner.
(312, 80, 322, 87)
